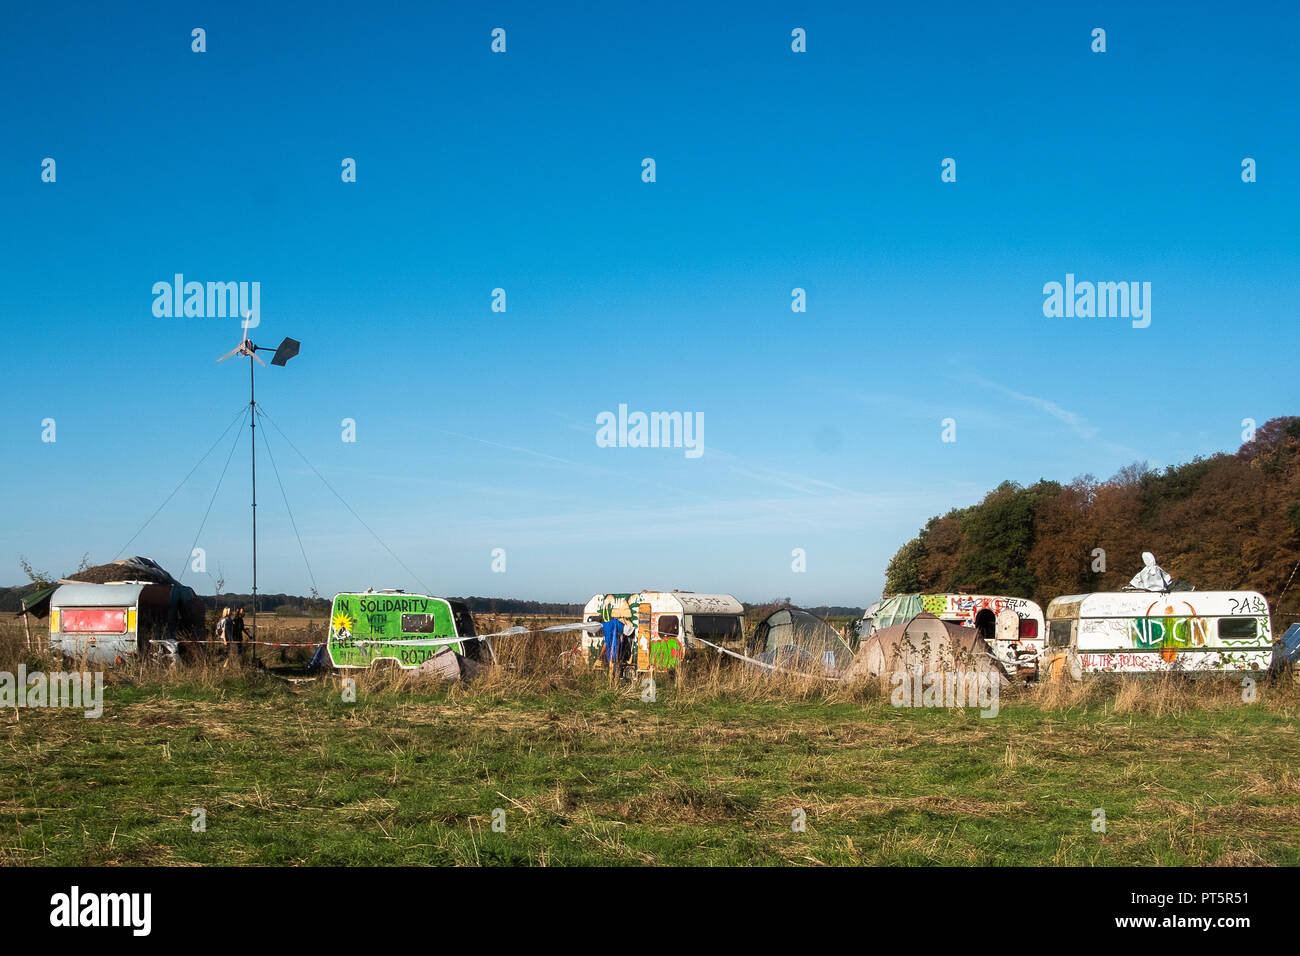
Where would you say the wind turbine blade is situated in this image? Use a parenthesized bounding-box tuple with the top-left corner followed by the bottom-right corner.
(217, 346, 242, 363)
(251, 351, 267, 367)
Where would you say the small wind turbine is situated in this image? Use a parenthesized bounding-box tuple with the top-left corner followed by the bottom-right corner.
(216, 312, 301, 662)
(217, 314, 300, 367)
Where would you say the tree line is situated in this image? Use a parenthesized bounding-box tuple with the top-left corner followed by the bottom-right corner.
(884, 417, 1300, 620)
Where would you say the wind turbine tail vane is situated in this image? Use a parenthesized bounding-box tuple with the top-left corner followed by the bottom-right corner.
(271, 337, 300, 367)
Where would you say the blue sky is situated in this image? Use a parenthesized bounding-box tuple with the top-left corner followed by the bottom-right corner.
(2, 1, 1296, 606)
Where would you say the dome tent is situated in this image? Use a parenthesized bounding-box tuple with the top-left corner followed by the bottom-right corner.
(750, 607, 855, 675)
(845, 612, 1011, 686)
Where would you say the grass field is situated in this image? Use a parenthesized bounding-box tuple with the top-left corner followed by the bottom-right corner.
(1, 619, 1298, 866)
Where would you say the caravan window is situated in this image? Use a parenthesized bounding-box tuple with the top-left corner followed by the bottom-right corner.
(402, 614, 439, 634)
(1048, 620, 1073, 648)
(1218, 617, 1258, 641)
(657, 615, 679, 640)
(691, 614, 742, 645)
(1018, 619, 1038, 639)
(60, 609, 128, 633)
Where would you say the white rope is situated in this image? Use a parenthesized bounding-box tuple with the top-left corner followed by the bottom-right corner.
(683, 633, 844, 682)
(183, 619, 844, 682)
(587, 618, 846, 682)
(348, 621, 602, 647)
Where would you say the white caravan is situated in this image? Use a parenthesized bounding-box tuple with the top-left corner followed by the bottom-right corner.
(1043, 590, 1272, 679)
(579, 590, 745, 670)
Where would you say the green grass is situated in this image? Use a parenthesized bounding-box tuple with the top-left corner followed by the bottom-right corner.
(1, 667, 1297, 866)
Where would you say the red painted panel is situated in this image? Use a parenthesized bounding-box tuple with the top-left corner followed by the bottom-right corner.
(61, 609, 128, 633)
(1019, 619, 1039, 639)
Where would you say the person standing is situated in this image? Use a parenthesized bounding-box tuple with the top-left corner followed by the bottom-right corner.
(228, 607, 247, 663)
(215, 607, 232, 663)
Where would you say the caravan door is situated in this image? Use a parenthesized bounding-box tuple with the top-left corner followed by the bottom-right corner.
(996, 608, 1037, 677)
(995, 609, 1019, 646)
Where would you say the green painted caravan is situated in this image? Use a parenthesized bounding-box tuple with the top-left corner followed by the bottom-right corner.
(326, 591, 484, 670)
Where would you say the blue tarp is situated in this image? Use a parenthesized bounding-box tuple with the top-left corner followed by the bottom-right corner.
(1271, 623, 1300, 672)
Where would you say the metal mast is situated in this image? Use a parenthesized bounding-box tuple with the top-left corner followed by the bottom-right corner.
(216, 316, 300, 666)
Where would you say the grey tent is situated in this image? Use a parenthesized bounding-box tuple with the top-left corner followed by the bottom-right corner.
(845, 612, 1010, 686)
(750, 607, 856, 675)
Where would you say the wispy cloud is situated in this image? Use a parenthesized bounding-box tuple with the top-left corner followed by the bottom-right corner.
(968, 375, 1099, 439)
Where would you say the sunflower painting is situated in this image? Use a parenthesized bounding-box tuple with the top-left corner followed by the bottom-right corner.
(331, 609, 354, 644)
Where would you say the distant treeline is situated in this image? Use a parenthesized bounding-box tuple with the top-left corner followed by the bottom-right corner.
(797, 606, 863, 619)
(884, 416, 1300, 619)
(0, 586, 40, 615)
(743, 600, 863, 620)
(453, 596, 584, 616)
(200, 593, 332, 615)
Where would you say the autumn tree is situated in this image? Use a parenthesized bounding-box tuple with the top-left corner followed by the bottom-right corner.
(880, 417, 1300, 616)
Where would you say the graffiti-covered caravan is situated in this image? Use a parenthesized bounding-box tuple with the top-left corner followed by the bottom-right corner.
(578, 593, 638, 666)
(642, 591, 745, 663)
(578, 590, 744, 670)
(1043, 591, 1272, 678)
(327, 591, 483, 670)
(866, 593, 1045, 679)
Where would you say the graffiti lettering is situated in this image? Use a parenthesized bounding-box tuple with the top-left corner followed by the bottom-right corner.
(356, 597, 433, 615)
(1228, 595, 1267, 615)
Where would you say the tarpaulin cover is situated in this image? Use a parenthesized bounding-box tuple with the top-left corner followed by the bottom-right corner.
(1271, 623, 1300, 673)
(869, 594, 926, 631)
(1127, 552, 1173, 591)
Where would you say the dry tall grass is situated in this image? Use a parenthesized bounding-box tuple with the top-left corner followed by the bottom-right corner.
(3, 616, 1296, 714)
